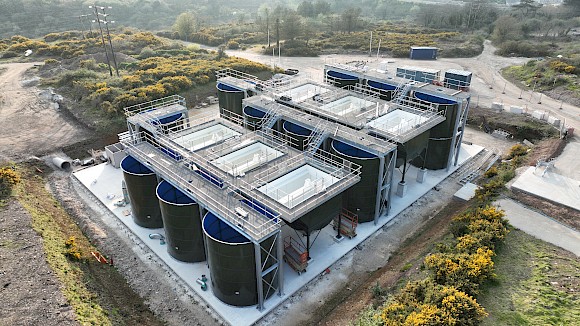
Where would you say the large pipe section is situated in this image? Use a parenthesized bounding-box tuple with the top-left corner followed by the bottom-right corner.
(52, 157, 71, 170)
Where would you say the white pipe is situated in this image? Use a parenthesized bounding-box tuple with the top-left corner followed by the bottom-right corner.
(52, 157, 71, 170)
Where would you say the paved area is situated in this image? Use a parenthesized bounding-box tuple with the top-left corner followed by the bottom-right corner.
(453, 182, 478, 201)
(511, 166, 580, 211)
(496, 198, 580, 256)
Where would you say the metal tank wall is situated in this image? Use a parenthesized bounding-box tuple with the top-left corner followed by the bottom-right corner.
(150, 113, 184, 132)
(156, 180, 205, 263)
(325, 70, 360, 88)
(365, 79, 396, 101)
(413, 92, 458, 170)
(330, 140, 380, 223)
(243, 106, 267, 131)
(121, 156, 163, 228)
(282, 120, 312, 151)
(217, 82, 245, 116)
(202, 212, 277, 307)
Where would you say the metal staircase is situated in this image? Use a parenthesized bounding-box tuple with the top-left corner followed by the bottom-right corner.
(260, 106, 281, 130)
(306, 122, 329, 154)
(393, 82, 414, 105)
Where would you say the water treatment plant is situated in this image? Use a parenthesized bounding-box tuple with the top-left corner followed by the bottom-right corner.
(72, 62, 483, 325)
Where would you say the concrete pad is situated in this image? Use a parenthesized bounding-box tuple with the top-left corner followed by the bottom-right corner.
(454, 182, 479, 201)
(511, 166, 580, 211)
(496, 199, 580, 256)
(71, 143, 483, 326)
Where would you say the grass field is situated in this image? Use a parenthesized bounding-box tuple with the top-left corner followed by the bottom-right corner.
(478, 229, 580, 326)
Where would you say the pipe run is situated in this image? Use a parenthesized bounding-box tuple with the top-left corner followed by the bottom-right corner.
(52, 157, 71, 170)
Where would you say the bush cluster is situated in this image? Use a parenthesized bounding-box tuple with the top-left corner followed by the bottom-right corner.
(64, 236, 82, 261)
(376, 280, 487, 325)
(425, 206, 510, 295)
(496, 41, 552, 58)
(0, 166, 21, 199)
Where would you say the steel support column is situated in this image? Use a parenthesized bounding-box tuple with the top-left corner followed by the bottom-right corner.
(254, 241, 265, 311)
(373, 154, 386, 225)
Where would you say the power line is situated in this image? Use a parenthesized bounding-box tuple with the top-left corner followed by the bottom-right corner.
(90, 4, 113, 77)
(99, 7, 119, 77)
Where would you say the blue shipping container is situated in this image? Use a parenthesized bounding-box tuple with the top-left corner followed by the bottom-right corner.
(409, 47, 437, 60)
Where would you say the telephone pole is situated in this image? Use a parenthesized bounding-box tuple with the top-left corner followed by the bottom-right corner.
(90, 4, 113, 77)
(99, 6, 119, 77)
(78, 14, 91, 39)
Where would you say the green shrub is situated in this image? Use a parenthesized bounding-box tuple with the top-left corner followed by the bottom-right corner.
(376, 280, 487, 325)
(484, 166, 498, 178)
(64, 236, 82, 261)
(424, 248, 495, 295)
(506, 144, 529, 160)
(226, 40, 240, 50)
(139, 47, 157, 59)
(0, 166, 21, 199)
(2, 51, 19, 58)
(496, 41, 551, 57)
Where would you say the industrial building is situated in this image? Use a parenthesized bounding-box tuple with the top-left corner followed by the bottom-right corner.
(73, 62, 479, 326)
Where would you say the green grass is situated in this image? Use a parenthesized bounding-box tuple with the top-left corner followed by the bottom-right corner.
(14, 166, 112, 326)
(479, 230, 580, 326)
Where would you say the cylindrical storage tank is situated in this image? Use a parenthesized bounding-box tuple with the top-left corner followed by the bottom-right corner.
(282, 120, 312, 151)
(217, 82, 245, 116)
(330, 140, 380, 223)
(203, 212, 277, 306)
(121, 156, 163, 228)
(366, 79, 396, 101)
(325, 70, 359, 89)
(243, 106, 267, 131)
(414, 92, 458, 170)
(156, 180, 205, 263)
(151, 113, 184, 132)
(285, 193, 342, 232)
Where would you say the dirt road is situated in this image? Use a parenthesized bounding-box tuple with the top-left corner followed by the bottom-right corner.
(0, 62, 86, 162)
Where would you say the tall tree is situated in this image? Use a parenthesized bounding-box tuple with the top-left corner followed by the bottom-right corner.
(492, 15, 522, 43)
(282, 10, 303, 40)
(314, 0, 331, 15)
(513, 0, 542, 17)
(341, 7, 361, 33)
(173, 12, 196, 42)
(298, 1, 315, 17)
(563, 0, 580, 16)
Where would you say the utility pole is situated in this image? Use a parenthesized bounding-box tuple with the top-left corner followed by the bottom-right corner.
(90, 4, 113, 77)
(275, 17, 280, 50)
(78, 14, 91, 39)
(99, 6, 119, 77)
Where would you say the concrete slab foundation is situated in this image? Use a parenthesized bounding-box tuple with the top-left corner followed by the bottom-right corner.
(72, 143, 483, 326)
(511, 166, 580, 211)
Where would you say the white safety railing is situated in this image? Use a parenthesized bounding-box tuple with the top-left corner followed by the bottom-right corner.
(123, 95, 186, 117)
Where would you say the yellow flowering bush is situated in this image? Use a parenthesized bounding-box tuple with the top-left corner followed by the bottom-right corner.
(376, 281, 487, 325)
